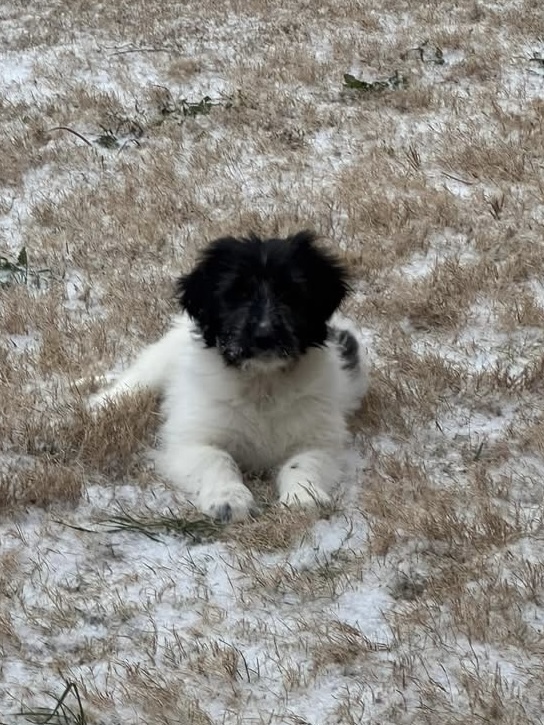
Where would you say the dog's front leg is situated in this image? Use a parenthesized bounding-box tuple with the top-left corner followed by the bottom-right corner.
(277, 449, 342, 509)
(158, 444, 257, 523)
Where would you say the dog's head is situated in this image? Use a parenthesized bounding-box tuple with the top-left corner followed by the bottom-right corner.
(176, 231, 350, 369)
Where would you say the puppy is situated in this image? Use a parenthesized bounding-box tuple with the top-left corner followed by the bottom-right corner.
(92, 231, 368, 522)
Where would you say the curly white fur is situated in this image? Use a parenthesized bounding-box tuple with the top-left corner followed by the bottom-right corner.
(92, 313, 368, 521)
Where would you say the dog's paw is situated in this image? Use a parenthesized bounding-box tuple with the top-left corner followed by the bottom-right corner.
(88, 390, 117, 410)
(200, 484, 259, 523)
(279, 482, 331, 510)
(87, 383, 131, 411)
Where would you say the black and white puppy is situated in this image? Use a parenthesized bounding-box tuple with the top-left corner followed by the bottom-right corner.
(92, 231, 368, 521)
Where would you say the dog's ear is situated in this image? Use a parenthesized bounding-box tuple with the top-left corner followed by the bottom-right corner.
(175, 264, 211, 329)
(175, 237, 235, 330)
(289, 231, 351, 319)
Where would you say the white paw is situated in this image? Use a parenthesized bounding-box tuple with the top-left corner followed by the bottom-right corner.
(200, 483, 258, 523)
(87, 383, 132, 410)
(279, 483, 331, 509)
(88, 390, 118, 410)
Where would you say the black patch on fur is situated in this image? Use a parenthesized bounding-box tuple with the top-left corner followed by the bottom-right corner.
(214, 503, 232, 523)
(176, 231, 351, 367)
(329, 326, 360, 371)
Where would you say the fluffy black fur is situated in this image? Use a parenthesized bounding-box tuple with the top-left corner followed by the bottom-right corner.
(329, 327, 360, 371)
(176, 231, 350, 367)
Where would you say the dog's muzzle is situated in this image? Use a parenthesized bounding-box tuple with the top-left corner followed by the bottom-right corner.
(219, 331, 298, 368)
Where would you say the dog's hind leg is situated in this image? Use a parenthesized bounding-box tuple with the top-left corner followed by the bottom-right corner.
(89, 320, 187, 408)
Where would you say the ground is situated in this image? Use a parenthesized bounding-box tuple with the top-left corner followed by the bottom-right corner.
(1, 0, 544, 723)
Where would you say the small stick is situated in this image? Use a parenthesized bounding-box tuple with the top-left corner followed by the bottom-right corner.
(110, 46, 177, 56)
(441, 171, 475, 186)
(48, 126, 93, 146)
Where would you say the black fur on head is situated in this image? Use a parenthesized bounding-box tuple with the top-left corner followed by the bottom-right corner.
(176, 230, 351, 368)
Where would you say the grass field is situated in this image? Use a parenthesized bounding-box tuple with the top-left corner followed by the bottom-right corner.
(1, 0, 544, 722)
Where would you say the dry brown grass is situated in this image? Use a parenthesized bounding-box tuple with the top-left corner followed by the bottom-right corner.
(1, 0, 544, 722)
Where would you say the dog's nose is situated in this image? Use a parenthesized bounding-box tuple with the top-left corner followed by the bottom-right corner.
(254, 320, 275, 349)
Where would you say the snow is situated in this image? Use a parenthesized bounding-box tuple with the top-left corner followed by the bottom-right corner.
(0, 477, 401, 720)
(1, 1, 543, 722)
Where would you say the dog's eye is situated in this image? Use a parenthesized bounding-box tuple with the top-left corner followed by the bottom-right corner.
(224, 280, 254, 302)
(277, 282, 302, 305)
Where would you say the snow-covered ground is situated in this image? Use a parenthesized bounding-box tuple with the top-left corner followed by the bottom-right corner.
(1, 1, 544, 722)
